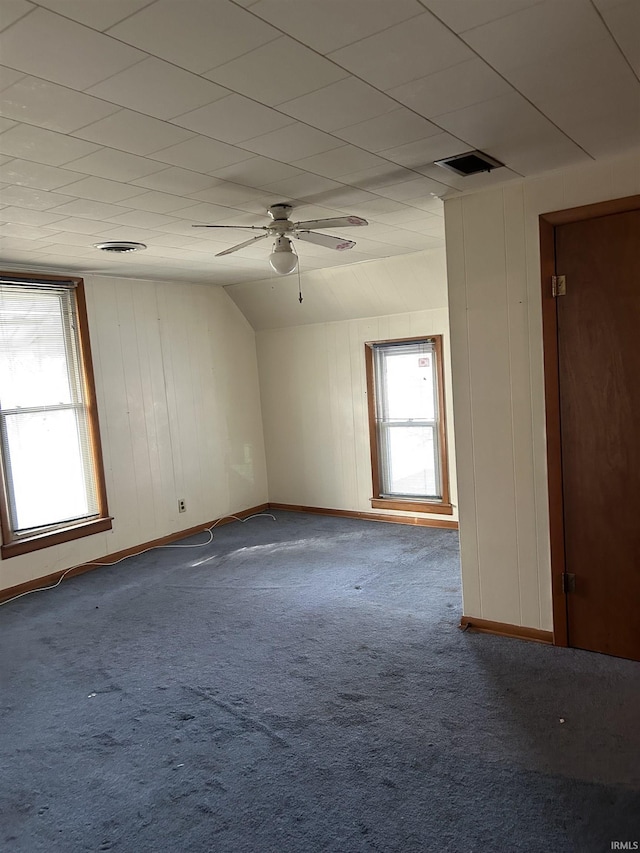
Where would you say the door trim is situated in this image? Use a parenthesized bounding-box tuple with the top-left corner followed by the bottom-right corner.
(539, 194, 640, 648)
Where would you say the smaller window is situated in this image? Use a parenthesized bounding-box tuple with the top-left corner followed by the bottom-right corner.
(0, 272, 111, 558)
(365, 336, 452, 514)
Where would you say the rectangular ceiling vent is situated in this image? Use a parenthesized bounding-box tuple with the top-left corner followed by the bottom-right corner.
(434, 150, 504, 176)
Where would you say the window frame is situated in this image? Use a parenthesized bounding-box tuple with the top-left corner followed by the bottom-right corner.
(365, 335, 452, 515)
(0, 271, 111, 559)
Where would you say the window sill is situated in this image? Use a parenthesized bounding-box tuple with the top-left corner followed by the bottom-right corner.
(1, 516, 113, 559)
(370, 498, 454, 515)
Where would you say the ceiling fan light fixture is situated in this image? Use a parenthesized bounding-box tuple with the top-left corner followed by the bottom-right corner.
(269, 235, 298, 275)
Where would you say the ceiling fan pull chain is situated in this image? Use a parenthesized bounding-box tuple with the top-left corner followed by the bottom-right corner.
(297, 256, 303, 304)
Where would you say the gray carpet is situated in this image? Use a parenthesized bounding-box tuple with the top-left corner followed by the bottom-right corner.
(1, 510, 639, 853)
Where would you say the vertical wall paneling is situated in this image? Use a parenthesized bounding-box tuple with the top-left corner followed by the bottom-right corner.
(445, 148, 640, 631)
(503, 184, 542, 629)
(443, 198, 481, 617)
(0, 275, 268, 592)
(256, 308, 458, 523)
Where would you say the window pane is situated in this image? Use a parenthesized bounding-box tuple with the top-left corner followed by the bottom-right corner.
(0, 290, 72, 408)
(2, 408, 98, 532)
(383, 350, 435, 421)
(383, 424, 437, 497)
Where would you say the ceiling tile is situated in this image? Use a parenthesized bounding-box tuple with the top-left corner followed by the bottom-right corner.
(489, 137, 592, 175)
(292, 145, 388, 178)
(42, 198, 131, 219)
(0, 8, 145, 89)
(104, 209, 182, 230)
(431, 91, 577, 154)
(0, 124, 102, 165)
(463, 0, 605, 72)
(57, 175, 149, 203)
(86, 57, 230, 120)
(259, 173, 343, 200)
(173, 95, 295, 144)
(388, 58, 512, 118)
(277, 78, 398, 132)
(594, 0, 640, 77)
(380, 133, 470, 169)
(205, 36, 348, 106)
(373, 175, 452, 201)
(72, 109, 195, 154)
(301, 185, 381, 210)
(187, 181, 270, 206)
(0, 185, 76, 210)
(250, 0, 423, 53)
(504, 38, 635, 105)
(0, 67, 26, 92)
(0, 117, 18, 133)
(0, 1, 33, 31)
(240, 123, 343, 161)
(149, 136, 255, 172)
(0, 76, 120, 133)
(345, 196, 409, 216)
(209, 156, 304, 187)
(124, 191, 202, 214)
(63, 148, 167, 181)
(0, 205, 65, 226)
(0, 159, 83, 189)
(0, 236, 57, 253)
(422, 0, 545, 33)
(0, 221, 60, 240)
(130, 166, 219, 195)
(107, 0, 279, 74)
(328, 12, 474, 90)
(169, 201, 244, 223)
(536, 75, 640, 158)
(35, 0, 155, 31)
(42, 216, 116, 235)
(338, 163, 419, 190)
(335, 109, 441, 152)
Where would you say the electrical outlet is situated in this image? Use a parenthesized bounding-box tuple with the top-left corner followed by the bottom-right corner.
(178, 499, 186, 513)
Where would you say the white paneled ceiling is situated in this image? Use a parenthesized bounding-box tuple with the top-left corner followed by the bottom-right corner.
(0, 0, 638, 285)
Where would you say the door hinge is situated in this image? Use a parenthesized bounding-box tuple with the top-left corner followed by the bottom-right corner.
(552, 275, 566, 297)
(561, 572, 576, 594)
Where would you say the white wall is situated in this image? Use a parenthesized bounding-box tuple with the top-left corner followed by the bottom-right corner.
(244, 249, 457, 521)
(1, 274, 268, 592)
(444, 149, 640, 631)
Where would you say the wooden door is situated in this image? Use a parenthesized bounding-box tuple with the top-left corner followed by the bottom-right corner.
(554, 209, 640, 660)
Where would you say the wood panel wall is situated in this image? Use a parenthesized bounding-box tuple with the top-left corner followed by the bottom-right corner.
(0, 274, 268, 592)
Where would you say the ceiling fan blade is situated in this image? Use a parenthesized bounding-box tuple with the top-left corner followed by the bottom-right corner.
(215, 233, 269, 256)
(295, 231, 356, 251)
(294, 215, 368, 230)
(192, 224, 268, 231)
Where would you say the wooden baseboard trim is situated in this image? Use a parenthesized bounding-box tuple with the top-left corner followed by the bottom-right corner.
(460, 616, 553, 644)
(267, 503, 458, 529)
(0, 503, 270, 604)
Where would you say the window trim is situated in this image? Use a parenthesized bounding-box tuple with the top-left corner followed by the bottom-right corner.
(365, 335, 453, 515)
(0, 271, 112, 559)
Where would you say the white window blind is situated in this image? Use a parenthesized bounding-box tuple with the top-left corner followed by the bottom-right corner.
(373, 339, 442, 500)
(0, 282, 99, 537)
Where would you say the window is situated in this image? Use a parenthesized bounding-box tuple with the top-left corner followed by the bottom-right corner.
(0, 272, 111, 558)
(365, 336, 452, 514)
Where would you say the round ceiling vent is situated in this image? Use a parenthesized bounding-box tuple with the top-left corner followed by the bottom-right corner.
(93, 241, 147, 253)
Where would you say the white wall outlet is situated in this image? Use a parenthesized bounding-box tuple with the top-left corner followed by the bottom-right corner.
(178, 499, 186, 513)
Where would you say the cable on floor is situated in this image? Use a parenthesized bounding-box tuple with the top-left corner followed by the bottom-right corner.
(0, 512, 277, 608)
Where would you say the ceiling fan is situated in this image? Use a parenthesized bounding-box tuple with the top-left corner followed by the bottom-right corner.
(192, 203, 368, 275)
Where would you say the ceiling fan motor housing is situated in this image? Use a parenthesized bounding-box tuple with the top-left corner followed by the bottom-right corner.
(268, 203, 293, 221)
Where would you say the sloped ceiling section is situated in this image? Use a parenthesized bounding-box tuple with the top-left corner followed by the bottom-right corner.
(0, 0, 638, 285)
(224, 249, 448, 330)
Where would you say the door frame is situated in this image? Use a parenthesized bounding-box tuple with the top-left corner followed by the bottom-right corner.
(539, 194, 640, 648)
